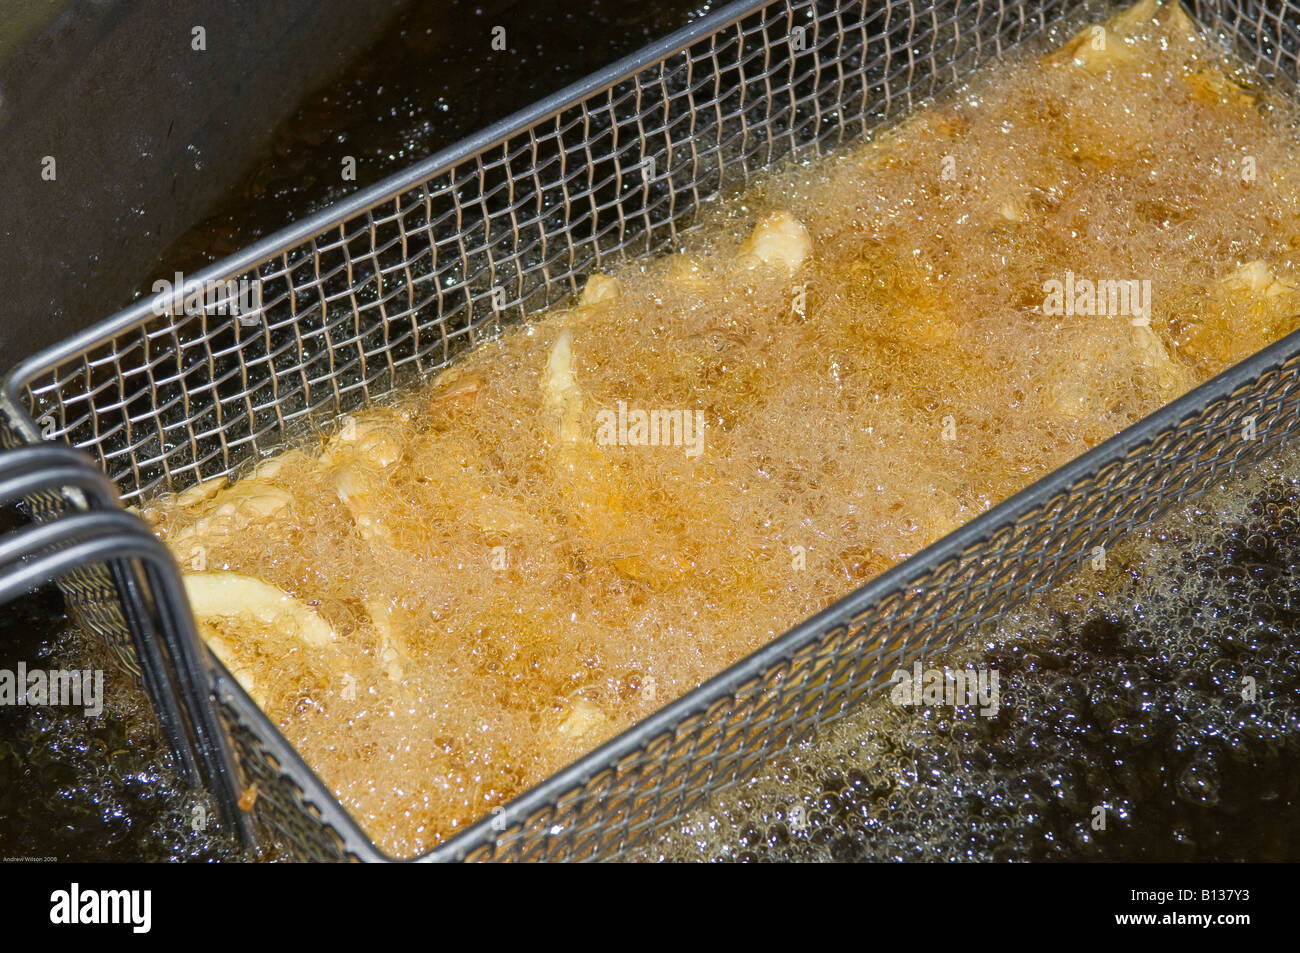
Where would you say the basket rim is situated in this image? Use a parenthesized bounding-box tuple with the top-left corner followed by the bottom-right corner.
(0, 0, 772, 433)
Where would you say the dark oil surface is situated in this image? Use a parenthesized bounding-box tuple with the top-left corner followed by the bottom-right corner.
(150, 0, 721, 283)
(0, 580, 245, 862)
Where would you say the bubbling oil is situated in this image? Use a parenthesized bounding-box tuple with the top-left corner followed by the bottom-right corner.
(0, 590, 246, 862)
(643, 447, 1300, 862)
(142, 0, 1300, 857)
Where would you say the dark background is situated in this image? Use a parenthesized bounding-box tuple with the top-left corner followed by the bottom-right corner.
(0, 0, 717, 364)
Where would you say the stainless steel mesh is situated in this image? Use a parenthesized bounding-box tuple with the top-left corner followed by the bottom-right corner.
(3, 0, 1100, 500)
(3, 0, 1298, 861)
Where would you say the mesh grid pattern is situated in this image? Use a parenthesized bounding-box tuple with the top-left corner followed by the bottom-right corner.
(216, 677, 358, 863)
(6, 0, 1082, 502)
(3, 0, 1298, 861)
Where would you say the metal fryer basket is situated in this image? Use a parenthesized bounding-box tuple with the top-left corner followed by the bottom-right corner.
(3, 0, 1299, 861)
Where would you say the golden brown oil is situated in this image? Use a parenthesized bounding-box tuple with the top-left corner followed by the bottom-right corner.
(142, 0, 1300, 857)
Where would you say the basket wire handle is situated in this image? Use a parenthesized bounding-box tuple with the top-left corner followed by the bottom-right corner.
(0, 448, 252, 844)
(0, 447, 199, 785)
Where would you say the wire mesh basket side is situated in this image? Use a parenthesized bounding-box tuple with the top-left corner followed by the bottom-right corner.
(3, 0, 1078, 505)
(215, 678, 363, 862)
(1192, 0, 1300, 84)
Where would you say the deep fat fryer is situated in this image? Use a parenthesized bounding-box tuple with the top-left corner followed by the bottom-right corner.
(3, 0, 1299, 860)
